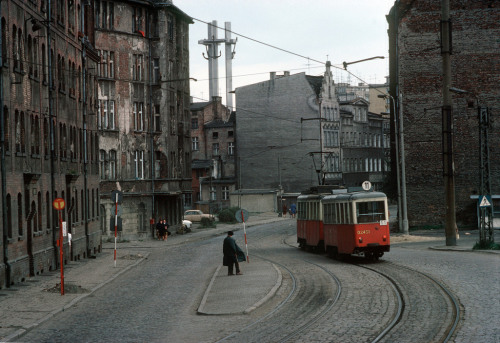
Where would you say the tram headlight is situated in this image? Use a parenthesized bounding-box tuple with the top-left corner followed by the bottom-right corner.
(358, 237, 363, 243)
(383, 235, 387, 242)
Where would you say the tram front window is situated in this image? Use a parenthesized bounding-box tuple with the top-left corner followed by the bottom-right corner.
(356, 201, 385, 223)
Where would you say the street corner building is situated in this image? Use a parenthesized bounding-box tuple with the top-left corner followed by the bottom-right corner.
(1, 0, 101, 287)
(94, 1, 193, 240)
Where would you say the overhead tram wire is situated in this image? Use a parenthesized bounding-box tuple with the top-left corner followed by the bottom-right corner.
(192, 17, 386, 80)
(191, 17, 326, 67)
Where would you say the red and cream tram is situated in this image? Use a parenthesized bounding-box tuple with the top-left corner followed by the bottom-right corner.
(296, 194, 325, 251)
(322, 191, 390, 259)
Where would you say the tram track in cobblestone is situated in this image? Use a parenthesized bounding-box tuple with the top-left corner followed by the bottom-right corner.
(216, 229, 342, 342)
(354, 260, 460, 343)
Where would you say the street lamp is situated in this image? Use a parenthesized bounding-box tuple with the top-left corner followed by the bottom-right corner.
(378, 94, 409, 234)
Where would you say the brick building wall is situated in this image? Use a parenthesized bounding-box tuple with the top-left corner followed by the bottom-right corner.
(1, 0, 101, 287)
(190, 98, 235, 210)
(96, 2, 193, 239)
(388, 0, 499, 227)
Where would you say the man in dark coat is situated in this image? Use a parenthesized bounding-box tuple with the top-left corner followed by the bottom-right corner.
(223, 231, 242, 275)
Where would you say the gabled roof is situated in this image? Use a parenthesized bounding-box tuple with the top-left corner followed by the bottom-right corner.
(339, 97, 369, 106)
(204, 118, 234, 129)
(190, 102, 211, 111)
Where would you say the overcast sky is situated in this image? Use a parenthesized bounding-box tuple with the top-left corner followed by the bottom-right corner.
(176, 0, 395, 106)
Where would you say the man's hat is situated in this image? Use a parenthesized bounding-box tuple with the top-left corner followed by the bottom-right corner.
(227, 231, 234, 236)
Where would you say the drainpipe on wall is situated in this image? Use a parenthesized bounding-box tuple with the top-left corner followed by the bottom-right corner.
(47, 0, 58, 267)
(148, 15, 155, 236)
(81, 2, 90, 255)
(0, 0, 12, 288)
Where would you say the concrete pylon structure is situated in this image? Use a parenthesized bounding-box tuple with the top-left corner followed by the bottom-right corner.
(198, 21, 237, 109)
(224, 22, 237, 110)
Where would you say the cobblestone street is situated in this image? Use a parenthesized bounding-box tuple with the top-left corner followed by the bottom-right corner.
(2, 216, 499, 342)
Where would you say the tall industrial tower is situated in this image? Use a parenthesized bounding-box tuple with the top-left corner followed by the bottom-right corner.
(198, 21, 237, 110)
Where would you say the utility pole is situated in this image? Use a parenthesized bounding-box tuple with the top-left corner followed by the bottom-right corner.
(441, 0, 457, 246)
(478, 107, 493, 244)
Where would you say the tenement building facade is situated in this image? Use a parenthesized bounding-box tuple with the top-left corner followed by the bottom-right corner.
(1, 0, 101, 287)
(235, 63, 389, 194)
(95, 1, 193, 238)
(387, 0, 499, 227)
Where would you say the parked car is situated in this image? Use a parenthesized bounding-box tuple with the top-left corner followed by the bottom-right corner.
(182, 219, 192, 229)
(184, 210, 215, 222)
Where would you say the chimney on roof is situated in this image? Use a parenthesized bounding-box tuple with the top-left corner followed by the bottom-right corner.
(270, 72, 276, 80)
(284, 71, 290, 77)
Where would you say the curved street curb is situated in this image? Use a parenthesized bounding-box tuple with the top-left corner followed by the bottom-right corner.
(243, 263, 282, 314)
(196, 265, 221, 315)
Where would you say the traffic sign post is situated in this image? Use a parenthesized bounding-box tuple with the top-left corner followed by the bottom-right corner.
(53, 198, 66, 295)
(478, 195, 494, 244)
(235, 209, 250, 263)
(112, 191, 123, 267)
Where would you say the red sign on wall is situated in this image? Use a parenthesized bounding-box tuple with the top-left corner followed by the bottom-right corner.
(53, 198, 66, 211)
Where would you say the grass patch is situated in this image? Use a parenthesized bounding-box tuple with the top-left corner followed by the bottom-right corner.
(473, 241, 500, 250)
(200, 217, 216, 228)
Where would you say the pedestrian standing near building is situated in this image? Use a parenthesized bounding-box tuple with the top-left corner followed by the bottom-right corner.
(223, 231, 243, 276)
(163, 219, 171, 240)
(290, 203, 296, 218)
(282, 203, 288, 217)
(156, 219, 165, 240)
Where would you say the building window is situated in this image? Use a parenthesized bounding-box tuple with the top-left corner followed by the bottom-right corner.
(183, 193, 192, 207)
(228, 131, 233, 137)
(99, 150, 106, 179)
(228, 142, 234, 156)
(132, 7, 143, 33)
(6, 194, 12, 239)
(154, 105, 161, 132)
(109, 150, 116, 179)
(167, 15, 174, 41)
(192, 137, 199, 151)
(212, 143, 219, 156)
(210, 186, 216, 201)
(153, 58, 160, 83)
(133, 54, 143, 81)
(222, 186, 229, 200)
(18, 193, 23, 237)
(191, 118, 198, 130)
(212, 132, 218, 139)
(133, 102, 144, 131)
(134, 150, 144, 179)
(98, 99, 115, 130)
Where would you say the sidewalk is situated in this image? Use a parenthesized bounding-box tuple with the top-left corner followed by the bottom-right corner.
(0, 212, 288, 342)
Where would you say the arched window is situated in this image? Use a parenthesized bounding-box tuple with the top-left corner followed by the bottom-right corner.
(33, 38, 39, 78)
(46, 191, 51, 229)
(3, 106, 9, 152)
(1, 18, 7, 66)
(18, 193, 23, 236)
(27, 35, 33, 76)
(18, 27, 23, 71)
(6, 194, 12, 239)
